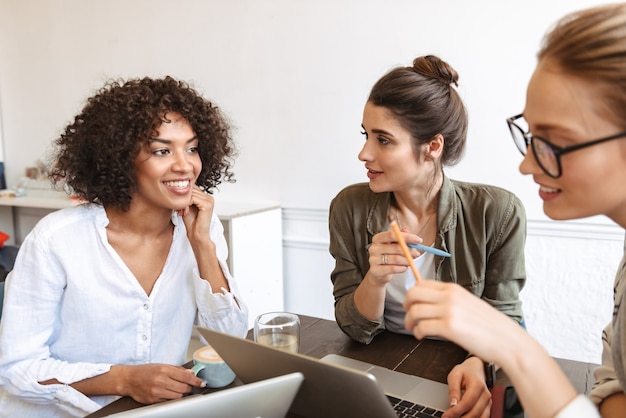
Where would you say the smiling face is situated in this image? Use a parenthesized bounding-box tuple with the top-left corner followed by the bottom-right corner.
(358, 102, 436, 194)
(133, 112, 202, 212)
(520, 59, 626, 225)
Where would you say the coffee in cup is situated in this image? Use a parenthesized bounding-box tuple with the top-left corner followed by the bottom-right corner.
(191, 345, 236, 388)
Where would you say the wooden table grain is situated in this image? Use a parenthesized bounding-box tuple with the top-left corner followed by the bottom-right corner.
(88, 314, 598, 417)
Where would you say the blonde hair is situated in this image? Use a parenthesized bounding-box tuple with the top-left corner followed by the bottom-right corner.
(538, 3, 626, 127)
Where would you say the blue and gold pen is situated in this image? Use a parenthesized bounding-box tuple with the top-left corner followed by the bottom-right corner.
(407, 243, 451, 258)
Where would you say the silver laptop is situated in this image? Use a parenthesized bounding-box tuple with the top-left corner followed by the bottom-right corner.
(106, 372, 303, 418)
(198, 327, 450, 418)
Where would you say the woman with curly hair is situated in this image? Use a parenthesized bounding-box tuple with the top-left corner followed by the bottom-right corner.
(0, 76, 248, 417)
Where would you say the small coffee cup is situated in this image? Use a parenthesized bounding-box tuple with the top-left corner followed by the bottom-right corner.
(191, 345, 236, 388)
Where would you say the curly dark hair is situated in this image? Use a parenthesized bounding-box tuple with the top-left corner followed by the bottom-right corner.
(49, 76, 236, 211)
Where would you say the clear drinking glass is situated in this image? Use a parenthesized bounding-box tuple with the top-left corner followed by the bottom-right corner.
(253, 312, 300, 353)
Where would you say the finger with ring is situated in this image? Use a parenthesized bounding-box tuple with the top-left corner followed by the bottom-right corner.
(382, 254, 387, 265)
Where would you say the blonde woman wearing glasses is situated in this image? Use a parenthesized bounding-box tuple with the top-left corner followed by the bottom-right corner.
(404, 3, 626, 417)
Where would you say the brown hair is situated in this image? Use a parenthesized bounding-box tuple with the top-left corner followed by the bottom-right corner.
(367, 55, 468, 170)
(49, 76, 236, 211)
(538, 3, 626, 128)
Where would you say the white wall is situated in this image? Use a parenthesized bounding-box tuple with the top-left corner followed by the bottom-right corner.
(1, 0, 623, 364)
(0, 0, 608, 219)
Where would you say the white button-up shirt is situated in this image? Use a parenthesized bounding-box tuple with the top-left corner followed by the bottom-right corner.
(0, 204, 248, 417)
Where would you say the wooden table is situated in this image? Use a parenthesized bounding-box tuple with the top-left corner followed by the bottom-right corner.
(296, 316, 597, 393)
(88, 315, 598, 416)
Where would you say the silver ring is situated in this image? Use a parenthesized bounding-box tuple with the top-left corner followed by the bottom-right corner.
(382, 254, 387, 265)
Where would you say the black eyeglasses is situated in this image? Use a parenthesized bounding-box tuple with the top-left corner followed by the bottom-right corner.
(507, 113, 626, 178)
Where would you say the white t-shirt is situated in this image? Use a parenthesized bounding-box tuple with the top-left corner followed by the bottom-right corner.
(0, 204, 248, 417)
(384, 251, 436, 334)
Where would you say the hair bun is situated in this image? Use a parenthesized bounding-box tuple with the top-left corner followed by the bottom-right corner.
(412, 55, 459, 87)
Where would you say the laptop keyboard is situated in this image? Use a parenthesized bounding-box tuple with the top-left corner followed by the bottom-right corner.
(387, 395, 444, 417)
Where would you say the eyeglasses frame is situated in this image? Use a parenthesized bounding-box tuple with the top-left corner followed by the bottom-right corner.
(506, 113, 626, 178)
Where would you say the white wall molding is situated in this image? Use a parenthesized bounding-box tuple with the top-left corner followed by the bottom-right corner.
(282, 207, 625, 247)
(528, 219, 624, 241)
(282, 207, 330, 250)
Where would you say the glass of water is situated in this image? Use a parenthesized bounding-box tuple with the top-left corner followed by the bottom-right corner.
(254, 312, 300, 353)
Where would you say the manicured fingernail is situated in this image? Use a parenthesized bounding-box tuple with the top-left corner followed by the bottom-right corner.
(449, 398, 457, 406)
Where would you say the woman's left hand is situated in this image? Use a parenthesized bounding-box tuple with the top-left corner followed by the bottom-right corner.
(442, 356, 491, 418)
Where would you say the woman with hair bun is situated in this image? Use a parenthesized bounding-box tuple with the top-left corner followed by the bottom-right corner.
(329, 55, 527, 417)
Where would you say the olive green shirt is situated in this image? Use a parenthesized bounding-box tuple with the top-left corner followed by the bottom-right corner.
(329, 175, 527, 344)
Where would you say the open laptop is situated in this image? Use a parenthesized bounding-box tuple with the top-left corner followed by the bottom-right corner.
(198, 327, 450, 418)
(106, 372, 303, 418)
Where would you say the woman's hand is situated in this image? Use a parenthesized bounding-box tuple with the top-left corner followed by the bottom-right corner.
(117, 363, 205, 404)
(443, 356, 491, 418)
(178, 185, 215, 245)
(402, 282, 502, 418)
(403, 280, 582, 418)
(354, 228, 422, 321)
(64, 363, 204, 404)
(403, 280, 520, 365)
(177, 185, 231, 293)
(366, 228, 421, 286)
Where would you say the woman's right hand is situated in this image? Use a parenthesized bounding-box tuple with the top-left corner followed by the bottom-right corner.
(66, 363, 205, 403)
(402, 279, 521, 364)
(354, 229, 420, 320)
(115, 363, 205, 404)
(403, 280, 581, 418)
(366, 229, 420, 286)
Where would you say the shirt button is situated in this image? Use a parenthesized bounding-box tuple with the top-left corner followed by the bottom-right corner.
(143, 303, 149, 310)
(142, 334, 147, 341)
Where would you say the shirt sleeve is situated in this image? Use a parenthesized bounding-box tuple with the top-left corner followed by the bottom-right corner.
(553, 395, 600, 418)
(194, 213, 249, 338)
(0, 236, 113, 414)
(589, 323, 623, 405)
(480, 191, 527, 324)
(328, 191, 384, 344)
